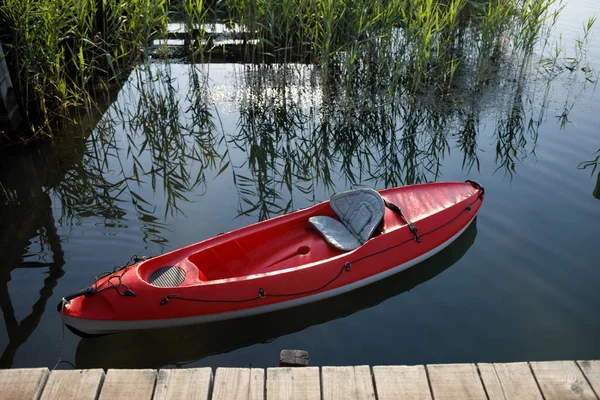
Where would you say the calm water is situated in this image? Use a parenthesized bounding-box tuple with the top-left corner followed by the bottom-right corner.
(1, 1, 599, 369)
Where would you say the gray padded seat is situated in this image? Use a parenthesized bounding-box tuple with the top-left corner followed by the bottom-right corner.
(309, 188, 385, 251)
(309, 216, 362, 251)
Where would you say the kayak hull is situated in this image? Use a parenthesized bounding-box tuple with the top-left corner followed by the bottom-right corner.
(62, 218, 474, 335)
(60, 181, 484, 335)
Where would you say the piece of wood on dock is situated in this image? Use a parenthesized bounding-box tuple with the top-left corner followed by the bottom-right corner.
(40, 369, 105, 400)
(321, 366, 375, 400)
(478, 362, 542, 400)
(372, 365, 433, 400)
(0, 368, 48, 400)
(267, 367, 320, 400)
(98, 369, 157, 400)
(577, 360, 600, 397)
(280, 349, 310, 367)
(212, 367, 264, 400)
(530, 360, 597, 399)
(153, 368, 212, 400)
(426, 363, 487, 400)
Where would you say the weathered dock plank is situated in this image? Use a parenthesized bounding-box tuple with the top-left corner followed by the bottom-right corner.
(478, 362, 542, 400)
(153, 368, 212, 400)
(427, 363, 487, 400)
(0, 368, 48, 400)
(98, 369, 157, 400)
(40, 369, 105, 400)
(212, 368, 264, 400)
(372, 365, 433, 400)
(530, 361, 597, 399)
(267, 367, 320, 400)
(321, 366, 375, 400)
(3, 360, 600, 400)
(577, 361, 600, 397)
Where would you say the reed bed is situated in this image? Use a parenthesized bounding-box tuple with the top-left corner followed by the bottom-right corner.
(0, 0, 569, 139)
(0, 0, 169, 138)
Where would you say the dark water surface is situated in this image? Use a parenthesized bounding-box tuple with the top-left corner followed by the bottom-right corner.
(1, 1, 600, 369)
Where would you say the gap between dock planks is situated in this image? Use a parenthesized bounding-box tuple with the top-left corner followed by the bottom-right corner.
(0, 361, 599, 399)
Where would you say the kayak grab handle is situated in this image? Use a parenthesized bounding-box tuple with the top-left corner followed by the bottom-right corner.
(63, 286, 95, 302)
(465, 180, 485, 199)
(56, 286, 95, 311)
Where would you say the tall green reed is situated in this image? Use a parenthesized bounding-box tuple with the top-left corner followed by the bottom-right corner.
(0, 0, 169, 139)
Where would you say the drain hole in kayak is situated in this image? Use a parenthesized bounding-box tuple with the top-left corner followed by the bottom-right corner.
(148, 266, 186, 287)
(297, 246, 310, 255)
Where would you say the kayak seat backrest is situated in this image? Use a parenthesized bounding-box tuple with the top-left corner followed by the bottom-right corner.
(330, 188, 385, 243)
(309, 188, 385, 251)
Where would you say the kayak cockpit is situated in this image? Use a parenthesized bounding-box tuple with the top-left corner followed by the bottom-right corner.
(182, 231, 341, 281)
(183, 188, 389, 280)
(137, 189, 395, 285)
(137, 220, 342, 284)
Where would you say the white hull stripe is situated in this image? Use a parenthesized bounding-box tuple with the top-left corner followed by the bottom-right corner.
(62, 218, 474, 334)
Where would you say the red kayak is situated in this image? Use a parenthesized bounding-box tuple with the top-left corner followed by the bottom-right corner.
(59, 181, 484, 336)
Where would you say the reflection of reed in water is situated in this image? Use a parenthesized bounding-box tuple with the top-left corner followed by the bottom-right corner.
(0, 145, 69, 368)
(42, 49, 588, 229)
(578, 150, 600, 199)
(30, 44, 590, 229)
(228, 52, 564, 219)
(34, 1, 591, 224)
(52, 64, 227, 245)
(75, 219, 478, 369)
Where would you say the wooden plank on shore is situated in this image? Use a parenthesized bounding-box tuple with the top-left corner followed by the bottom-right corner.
(0, 368, 49, 400)
(427, 363, 487, 400)
(577, 361, 600, 398)
(40, 369, 105, 400)
(153, 368, 212, 400)
(478, 363, 542, 400)
(266, 367, 320, 400)
(322, 366, 375, 400)
(212, 368, 264, 400)
(530, 361, 597, 399)
(372, 365, 432, 400)
(98, 369, 157, 400)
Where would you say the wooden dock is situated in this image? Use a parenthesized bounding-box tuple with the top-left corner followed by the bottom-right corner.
(1, 360, 599, 399)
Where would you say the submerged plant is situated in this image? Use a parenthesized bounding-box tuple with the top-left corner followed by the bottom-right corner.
(540, 15, 598, 82)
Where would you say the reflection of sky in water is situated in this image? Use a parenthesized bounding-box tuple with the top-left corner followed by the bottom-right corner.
(207, 64, 321, 115)
(552, 0, 599, 41)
